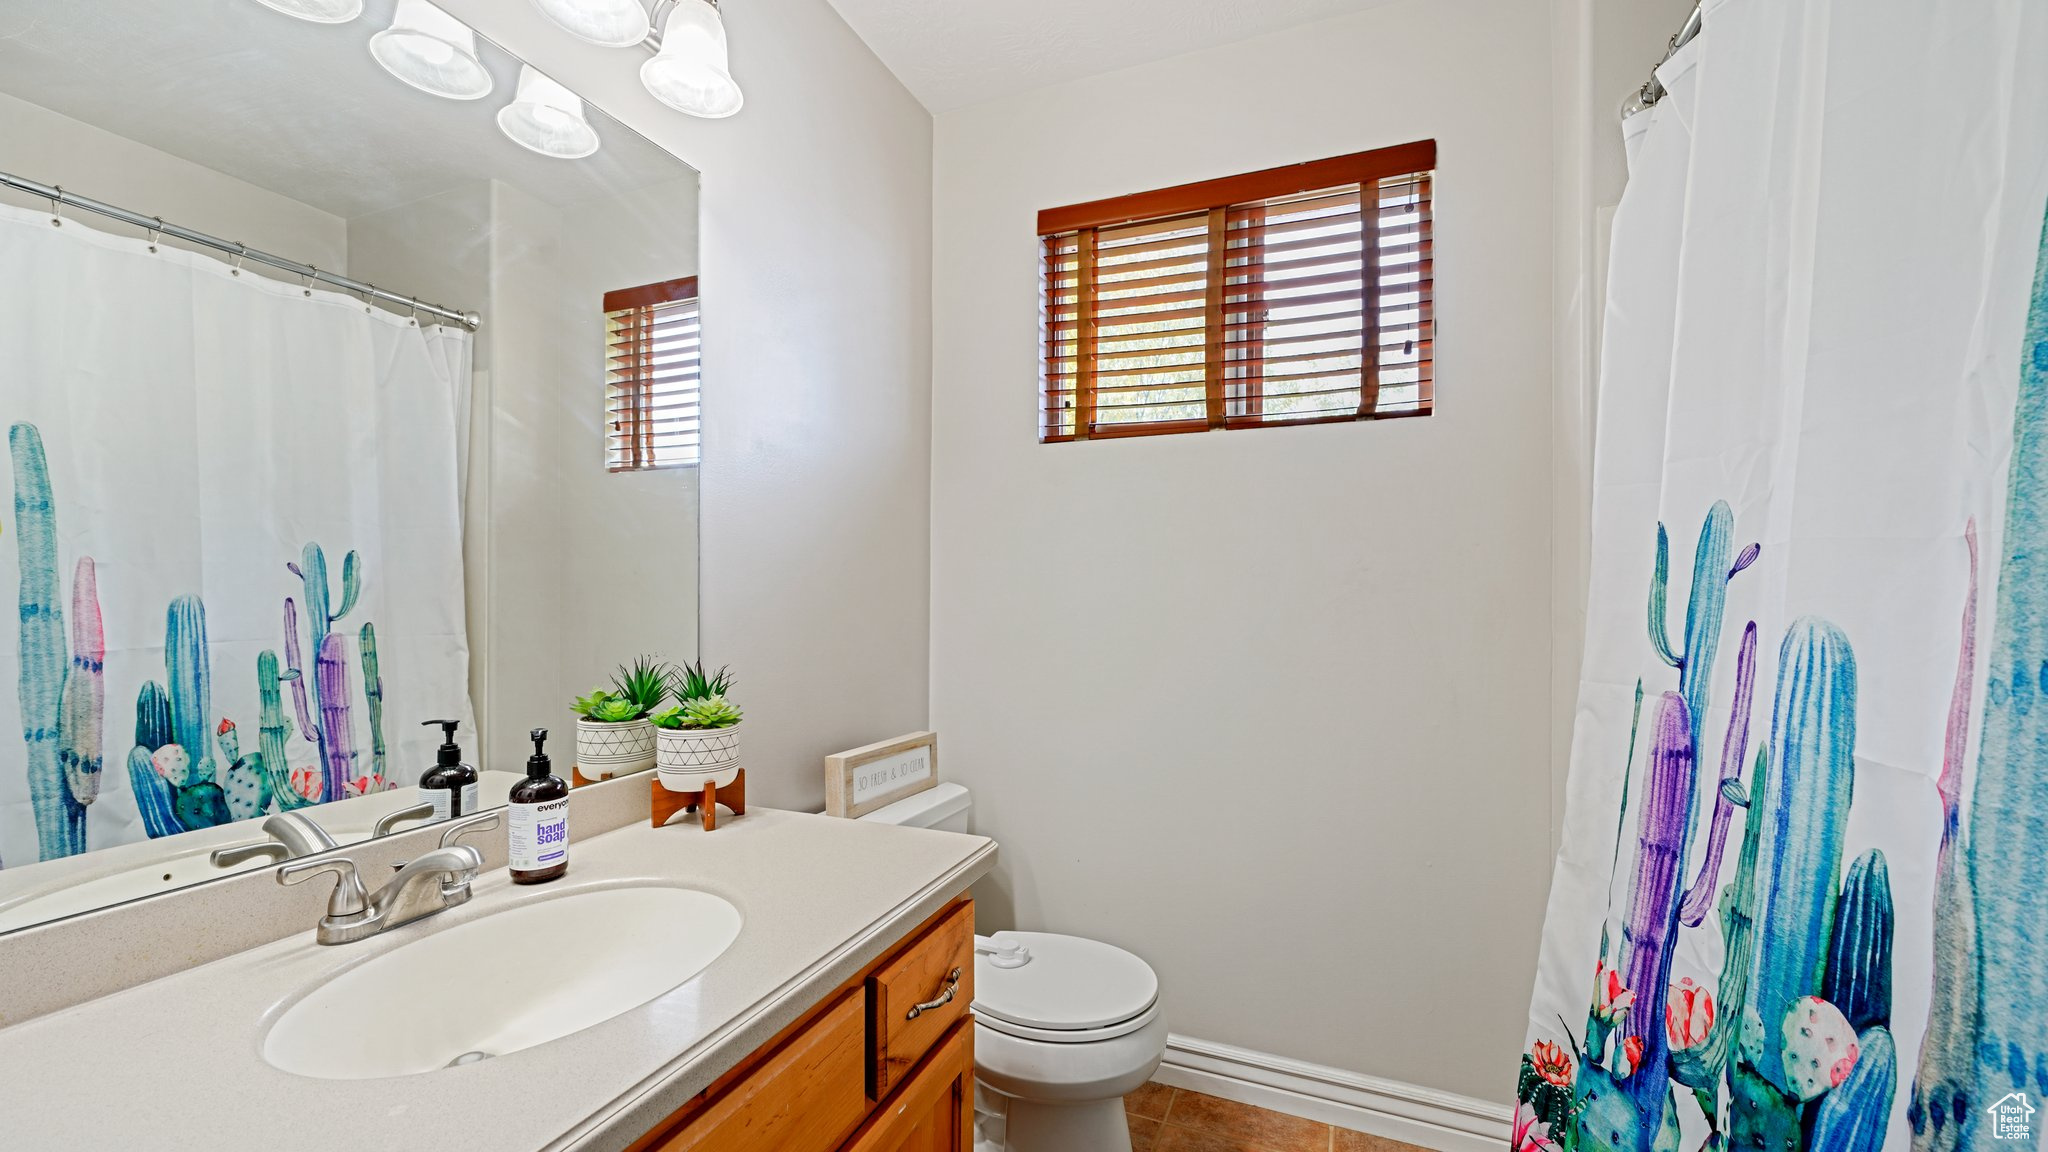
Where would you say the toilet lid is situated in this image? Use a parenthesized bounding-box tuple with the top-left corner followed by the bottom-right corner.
(972, 932, 1158, 1034)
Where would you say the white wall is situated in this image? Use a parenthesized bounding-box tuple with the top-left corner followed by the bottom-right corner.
(437, 0, 934, 807)
(0, 90, 346, 276)
(929, 0, 1552, 1103)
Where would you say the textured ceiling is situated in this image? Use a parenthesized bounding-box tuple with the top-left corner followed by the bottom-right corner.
(823, 0, 1404, 113)
(0, 0, 693, 219)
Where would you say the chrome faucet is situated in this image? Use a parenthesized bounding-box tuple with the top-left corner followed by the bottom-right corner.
(277, 812, 502, 945)
(210, 811, 340, 868)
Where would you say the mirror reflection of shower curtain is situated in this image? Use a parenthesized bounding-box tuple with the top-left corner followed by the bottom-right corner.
(0, 200, 473, 866)
(1518, 1, 2048, 1151)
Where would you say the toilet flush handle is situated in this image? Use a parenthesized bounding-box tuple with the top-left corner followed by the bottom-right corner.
(974, 934, 1031, 969)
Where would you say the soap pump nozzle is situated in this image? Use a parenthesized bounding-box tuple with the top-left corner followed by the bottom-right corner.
(526, 728, 552, 778)
(422, 718, 463, 767)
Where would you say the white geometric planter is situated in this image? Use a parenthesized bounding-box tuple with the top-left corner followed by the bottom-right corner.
(575, 717, 657, 778)
(657, 722, 742, 791)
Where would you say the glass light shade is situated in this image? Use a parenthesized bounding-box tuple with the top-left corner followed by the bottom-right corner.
(497, 66, 601, 159)
(640, 0, 743, 119)
(251, 0, 363, 23)
(529, 0, 650, 47)
(369, 0, 493, 101)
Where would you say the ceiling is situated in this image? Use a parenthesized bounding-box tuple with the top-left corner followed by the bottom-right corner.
(0, 0, 693, 220)
(822, 0, 1403, 113)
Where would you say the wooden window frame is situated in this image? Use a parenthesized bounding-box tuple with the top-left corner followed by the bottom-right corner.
(1038, 139, 1435, 444)
(606, 275, 701, 472)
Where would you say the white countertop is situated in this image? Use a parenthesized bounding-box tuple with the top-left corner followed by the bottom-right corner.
(0, 808, 995, 1152)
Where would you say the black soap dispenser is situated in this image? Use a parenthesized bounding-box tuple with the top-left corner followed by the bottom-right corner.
(508, 728, 570, 884)
(418, 719, 479, 820)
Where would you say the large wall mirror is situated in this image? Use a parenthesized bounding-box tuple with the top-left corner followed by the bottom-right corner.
(0, 0, 700, 932)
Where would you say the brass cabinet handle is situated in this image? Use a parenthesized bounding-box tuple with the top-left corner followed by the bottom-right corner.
(905, 967, 962, 1020)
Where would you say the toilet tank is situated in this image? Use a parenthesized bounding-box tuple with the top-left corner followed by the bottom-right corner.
(857, 782, 971, 834)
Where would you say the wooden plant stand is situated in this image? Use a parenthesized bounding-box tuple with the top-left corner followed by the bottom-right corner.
(650, 768, 746, 831)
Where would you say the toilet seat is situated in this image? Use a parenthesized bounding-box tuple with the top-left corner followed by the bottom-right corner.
(972, 931, 1159, 1044)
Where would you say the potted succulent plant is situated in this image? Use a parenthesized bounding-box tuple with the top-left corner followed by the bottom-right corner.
(572, 655, 668, 778)
(653, 661, 743, 790)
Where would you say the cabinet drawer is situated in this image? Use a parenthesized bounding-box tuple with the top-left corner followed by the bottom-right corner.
(867, 900, 974, 1099)
(653, 990, 867, 1152)
(843, 1020, 974, 1152)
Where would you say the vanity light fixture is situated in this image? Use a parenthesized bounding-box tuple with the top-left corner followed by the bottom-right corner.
(250, 0, 363, 22)
(497, 66, 602, 158)
(529, 0, 651, 48)
(640, 0, 744, 119)
(369, 0, 494, 101)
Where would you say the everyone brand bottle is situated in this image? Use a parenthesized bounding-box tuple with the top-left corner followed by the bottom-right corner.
(418, 718, 479, 820)
(508, 727, 570, 884)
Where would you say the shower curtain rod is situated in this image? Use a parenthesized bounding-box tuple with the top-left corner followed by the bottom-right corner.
(1626, 3, 1704, 117)
(0, 170, 482, 331)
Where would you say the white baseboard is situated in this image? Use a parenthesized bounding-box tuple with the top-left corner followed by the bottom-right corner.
(1153, 1034, 1513, 1152)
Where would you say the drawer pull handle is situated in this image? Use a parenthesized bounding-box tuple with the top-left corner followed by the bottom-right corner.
(906, 967, 961, 1020)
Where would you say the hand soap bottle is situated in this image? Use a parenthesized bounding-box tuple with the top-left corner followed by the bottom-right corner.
(418, 719, 479, 820)
(508, 727, 569, 884)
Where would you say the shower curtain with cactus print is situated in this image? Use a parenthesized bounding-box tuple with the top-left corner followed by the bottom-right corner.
(1517, 2, 2048, 1152)
(0, 198, 473, 869)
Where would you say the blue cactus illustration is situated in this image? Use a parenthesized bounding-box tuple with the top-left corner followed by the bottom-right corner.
(125, 681, 181, 839)
(255, 649, 314, 809)
(163, 595, 214, 787)
(10, 423, 93, 860)
(1912, 202, 2048, 1152)
(1810, 1028, 1897, 1152)
(360, 622, 386, 783)
(1747, 617, 1857, 1088)
(1823, 851, 1892, 1033)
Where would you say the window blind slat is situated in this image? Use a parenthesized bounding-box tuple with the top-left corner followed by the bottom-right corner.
(1040, 146, 1433, 443)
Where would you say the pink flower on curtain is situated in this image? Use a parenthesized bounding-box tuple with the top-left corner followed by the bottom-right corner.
(1666, 977, 1715, 1050)
(1531, 1040, 1574, 1087)
(1593, 961, 1637, 1025)
(290, 767, 323, 802)
(1512, 1103, 1557, 1152)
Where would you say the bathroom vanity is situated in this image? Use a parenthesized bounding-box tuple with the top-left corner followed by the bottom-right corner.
(631, 893, 976, 1152)
(0, 787, 995, 1151)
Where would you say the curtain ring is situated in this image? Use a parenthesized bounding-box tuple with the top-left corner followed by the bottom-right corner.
(408, 297, 421, 326)
(48, 186, 62, 228)
(229, 243, 246, 277)
(301, 268, 317, 298)
(146, 218, 163, 254)
(358, 284, 375, 314)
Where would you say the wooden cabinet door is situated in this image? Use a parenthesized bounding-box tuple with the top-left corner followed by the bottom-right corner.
(648, 991, 868, 1152)
(842, 1020, 973, 1152)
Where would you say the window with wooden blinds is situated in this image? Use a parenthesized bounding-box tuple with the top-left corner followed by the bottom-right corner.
(1039, 140, 1434, 442)
(605, 275, 700, 471)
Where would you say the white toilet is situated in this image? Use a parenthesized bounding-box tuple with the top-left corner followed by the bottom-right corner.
(859, 783, 1167, 1152)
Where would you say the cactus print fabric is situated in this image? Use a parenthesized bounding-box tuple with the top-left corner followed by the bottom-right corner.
(0, 197, 474, 870)
(1519, 3, 2048, 1152)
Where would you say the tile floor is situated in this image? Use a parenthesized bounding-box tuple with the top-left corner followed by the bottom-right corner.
(1122, 1081, 1433, 1152)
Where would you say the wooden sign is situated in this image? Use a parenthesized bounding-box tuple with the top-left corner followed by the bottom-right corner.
(826, 731, 938, 819)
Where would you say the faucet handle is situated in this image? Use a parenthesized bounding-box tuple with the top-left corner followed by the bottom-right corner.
(277, 857, 368, 919)
(373, 801, 437, 837)
(440, 810, 502, 851)
(211, 839, 290, 868)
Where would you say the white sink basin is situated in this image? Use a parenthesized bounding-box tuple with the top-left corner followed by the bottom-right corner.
(264, 886, 742, 1079)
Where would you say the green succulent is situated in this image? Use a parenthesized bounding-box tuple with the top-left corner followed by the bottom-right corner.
(653, 694, 743, 730)
(609, 655, 670, 718)
(669, 660, 736, 704)
(572, 688, 641, 724)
